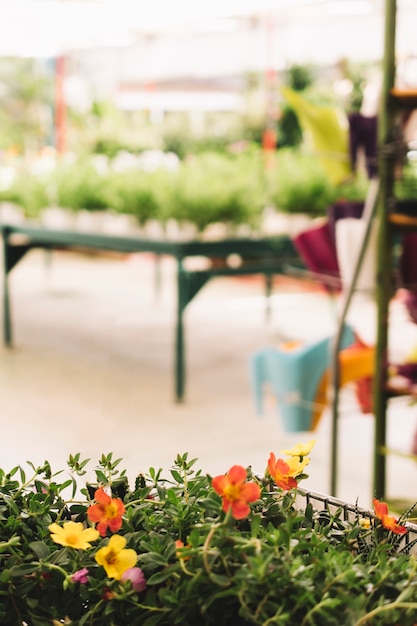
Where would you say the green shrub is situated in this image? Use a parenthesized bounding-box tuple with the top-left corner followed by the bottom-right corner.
(332, 173, 369, 203)
(0, 449, 417, 626)
(0, 170, 49, 219)
(268, 148, 335, 215)
(110, 169, 164, 224)
(51, 158, 115, 212)
(159, 150, 267, 231)
(394, 159, 417, 199)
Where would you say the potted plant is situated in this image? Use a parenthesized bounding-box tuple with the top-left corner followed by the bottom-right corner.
(159, 150, 267, 236)
(1, 443, 417, 625)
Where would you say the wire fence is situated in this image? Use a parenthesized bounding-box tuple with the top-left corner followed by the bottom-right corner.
(296, 488, 417, 556)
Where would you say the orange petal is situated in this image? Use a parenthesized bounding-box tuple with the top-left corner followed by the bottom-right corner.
(240, 482, 260, 503)
(227, 465, 247, 485)
(212, 474, 228, 496)
(231, 500, 251, 520)
(382, 515, 407, 535)
(94, 487, 111, 505)
(87, 503, 104, 523)
(373, 498, 389, 520)
(108, 516, 123, 533)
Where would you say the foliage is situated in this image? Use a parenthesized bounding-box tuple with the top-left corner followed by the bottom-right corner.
(331, 173, 370, 203)
(394, 158, 417, 200)
(268, 148, 335, 215)
(156, 149, 267, 231)
(110, 169, 167, 224)
(1, 145, 372, 228)
(0, 58, 53, 154)
(277, 64, 315, 149)
(0, 444, 417, 626)
(50, 158, 116, 212)
(0, 168, 49, 219)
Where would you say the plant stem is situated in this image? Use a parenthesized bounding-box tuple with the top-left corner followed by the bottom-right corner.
(354, 601, 417, 625)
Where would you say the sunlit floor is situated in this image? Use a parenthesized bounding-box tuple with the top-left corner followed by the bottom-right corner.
(1, 247, 417, 510)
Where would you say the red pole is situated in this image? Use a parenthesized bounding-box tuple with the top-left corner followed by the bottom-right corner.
(263, 13, 277, 168)
(55, 55, 66, 154)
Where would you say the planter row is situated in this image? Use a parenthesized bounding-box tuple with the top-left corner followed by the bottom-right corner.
(0, 202, 317, 241)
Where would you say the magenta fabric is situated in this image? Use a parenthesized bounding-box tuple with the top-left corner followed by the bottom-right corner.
(348, 112, 378, 179)
(293, 222, 340, 291)
(399, 233, 417, 325)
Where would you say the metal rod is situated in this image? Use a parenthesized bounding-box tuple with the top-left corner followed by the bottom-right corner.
(329, 179, 379, 496)
(373, 0, 397, 499)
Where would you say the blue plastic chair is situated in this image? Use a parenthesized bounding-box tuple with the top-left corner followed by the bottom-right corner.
(249, 324, 355, 432)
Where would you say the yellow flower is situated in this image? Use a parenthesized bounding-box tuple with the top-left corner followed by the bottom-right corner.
(285, 456, 311, 477)
(281, 440, 316, 458)
(359, 518, 371, 529)
(49, 521, 99, 550)
(95, 534, 137, 580)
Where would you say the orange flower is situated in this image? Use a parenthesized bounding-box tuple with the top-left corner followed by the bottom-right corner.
(373, 498, 407, 535)
(87, 487, 125, 537)
(212, 465, 260, 520)
(175, 539, 191, 561)
(267, 453, 298, 491)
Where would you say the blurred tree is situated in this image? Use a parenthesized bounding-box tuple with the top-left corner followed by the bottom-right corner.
(277, 64, 315, 149)
(336, 58, 369, 113)
(0, 58, 53, 155)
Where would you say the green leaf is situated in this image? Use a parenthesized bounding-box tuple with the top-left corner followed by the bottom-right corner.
(29, 541, 50, 559)
(69, 504, 87, 515)
(209, 573, 231, 587)
(170, 470, 182, 484)
(10, 563, 39, 577)
(166, 489, 178, 505)
(142, 613, 166, 626)
(138, 552, 168, 567)
(251, 513, 261, 538)
(0, 569, 10, 583)
(146, 569, 175, 585)
(95, 470, 107, 484)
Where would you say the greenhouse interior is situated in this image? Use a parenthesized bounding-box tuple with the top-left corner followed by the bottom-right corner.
(1, 2, 417, 624)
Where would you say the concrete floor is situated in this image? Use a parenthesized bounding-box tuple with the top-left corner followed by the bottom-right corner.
(1, 246, 417, 510)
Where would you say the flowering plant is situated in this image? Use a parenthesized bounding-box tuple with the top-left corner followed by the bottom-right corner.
(0, 444, 417, 626)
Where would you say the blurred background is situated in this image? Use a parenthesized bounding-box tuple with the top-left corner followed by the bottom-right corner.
(1, 0, 417, 509)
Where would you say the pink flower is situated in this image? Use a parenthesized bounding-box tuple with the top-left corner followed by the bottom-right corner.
(72, 568, 89, 584)
(121, 567, 147, 592)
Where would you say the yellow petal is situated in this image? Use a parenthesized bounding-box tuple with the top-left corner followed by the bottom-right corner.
(281, 440, 316, 457)
(107, 534, 127, 551)
(285, 456, 310, 477)
(80, 527, 100, 543)
(48, 523, 64, 536)
(113, 549, 138, 579)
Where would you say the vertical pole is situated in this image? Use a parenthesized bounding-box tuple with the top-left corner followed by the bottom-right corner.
(55, 55, 66, 155)
(329, 179, 379, 496)
(265, 273, 273, 322)
(175, 259, 186, 402)
(2, 229, 12, 346)
(373, 0, 397, 499)
(263, 13, 277, 169)
(154, 254, 162, 301)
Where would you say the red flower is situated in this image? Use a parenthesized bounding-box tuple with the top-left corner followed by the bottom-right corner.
(102, 588, 115, 601)
(212, 465, 260, 520)
(267, 453, 298, 491)
(87, 487, 125, 537)
(373, 498, 407, 535)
